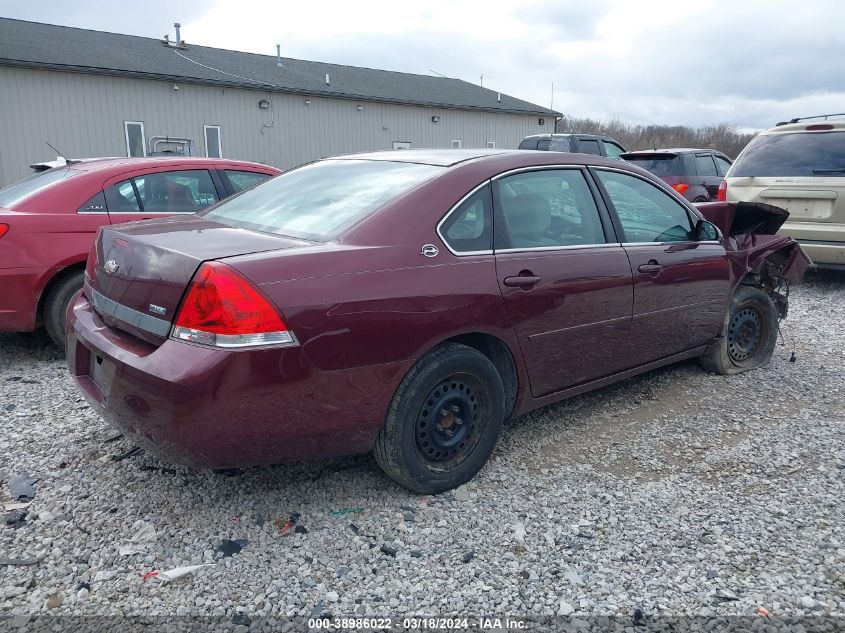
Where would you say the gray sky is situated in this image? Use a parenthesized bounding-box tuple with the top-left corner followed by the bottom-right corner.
(2, 0, 843, 130)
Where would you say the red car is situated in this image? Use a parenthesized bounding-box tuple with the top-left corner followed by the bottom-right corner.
(67, 150, 809, 493)
(0, 157, 280, 347)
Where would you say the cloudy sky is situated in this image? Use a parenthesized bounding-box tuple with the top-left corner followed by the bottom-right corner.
(2, 0, 842, 130)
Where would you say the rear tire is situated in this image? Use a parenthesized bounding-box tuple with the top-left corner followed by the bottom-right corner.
(43, 271, 83, 351)
(700, 286, 778, 375)
(373, 343, 505, 494)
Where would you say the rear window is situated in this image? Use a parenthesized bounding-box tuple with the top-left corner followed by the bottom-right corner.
(203, 160, 443, 241)
(0, 168, 80, 208)
(732, 131, 845, 177)
(623, 155, 683, 177)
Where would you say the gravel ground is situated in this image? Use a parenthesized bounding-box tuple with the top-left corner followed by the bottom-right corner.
(0, 270, 843, 629)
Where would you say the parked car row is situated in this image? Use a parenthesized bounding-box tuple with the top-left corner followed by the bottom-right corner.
(0, 157, 279, 347)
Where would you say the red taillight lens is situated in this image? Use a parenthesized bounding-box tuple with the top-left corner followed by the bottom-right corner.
(0, 224, 9, 239)
(171, 262, 294, 348)
(717, 179, 727, 202)
(671, 183, 690, 195)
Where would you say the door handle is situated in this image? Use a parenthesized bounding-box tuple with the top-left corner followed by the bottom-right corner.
(503, 273, 541, 288)
(638, 260, 663, 274)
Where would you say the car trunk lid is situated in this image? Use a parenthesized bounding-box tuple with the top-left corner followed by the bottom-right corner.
(88, 215, 311, 344)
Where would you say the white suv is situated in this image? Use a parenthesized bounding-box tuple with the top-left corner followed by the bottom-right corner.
(720, 116, 845, 268)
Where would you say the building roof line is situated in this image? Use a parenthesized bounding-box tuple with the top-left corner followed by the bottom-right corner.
(0, 17, 561, 116)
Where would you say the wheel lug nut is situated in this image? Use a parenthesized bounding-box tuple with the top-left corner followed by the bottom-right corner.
(450, 405, 460, 413)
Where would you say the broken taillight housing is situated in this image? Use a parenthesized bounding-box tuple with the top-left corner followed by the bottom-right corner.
(0, 224, 9, 239)
(171, 261, 295, 348)
(717, 179, 727, 202)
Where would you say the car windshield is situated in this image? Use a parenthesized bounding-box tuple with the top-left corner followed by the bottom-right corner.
(623, 155, 682, 177)
(731, 131, 845, 177)
(0, 167, 80, 208)
(203, 159, 444, 241)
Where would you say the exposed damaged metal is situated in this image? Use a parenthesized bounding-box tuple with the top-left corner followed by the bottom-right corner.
(698, 201, 813, 319)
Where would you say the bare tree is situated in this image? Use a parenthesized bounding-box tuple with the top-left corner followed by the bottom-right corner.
(555, 116, 756, 158)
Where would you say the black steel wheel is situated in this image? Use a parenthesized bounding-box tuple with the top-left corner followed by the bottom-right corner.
(414, 374, 488, 469)
(700, 285, 778, 375)
(374, 343, 505, 493)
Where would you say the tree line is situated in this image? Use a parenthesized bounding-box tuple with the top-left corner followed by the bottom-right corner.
(555, 116, 757, 159)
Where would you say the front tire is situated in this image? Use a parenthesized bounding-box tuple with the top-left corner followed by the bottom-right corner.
(43, 271, 83, 351)
(374, 343, 505, 494)
(700, 285, 779, 375)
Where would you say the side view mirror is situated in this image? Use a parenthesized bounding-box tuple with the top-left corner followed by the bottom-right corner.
(695, 220, 720, 241)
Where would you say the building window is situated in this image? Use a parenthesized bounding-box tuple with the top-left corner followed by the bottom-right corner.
(204, 125, 222, 158)
(392, 141, 411, 150)
(124, 121, 146, 157)
(451, 140, 462, 148)
(486, 141, 496, 148)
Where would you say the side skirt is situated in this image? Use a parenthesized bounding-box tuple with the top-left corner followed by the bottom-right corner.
(516, 344, 711, 416)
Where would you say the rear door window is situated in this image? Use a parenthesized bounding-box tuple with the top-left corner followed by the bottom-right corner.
(732, 131, 845, 176)
(104, 179, 140, 212)
(518, 139, 539, 150)
(603, 141, 626, 159)
(695, 154, 719, 176)
(549, 139, 570, 151)
(224, 170, 273, 193)
(577, 139, 602, 155)
(714, 155, 732, 175)
(494, 169, 606, 249)
(133, 170, 219, 213)
(596, 169, 694, 243)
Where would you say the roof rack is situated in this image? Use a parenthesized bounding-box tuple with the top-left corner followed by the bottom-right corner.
(776, 113, 845, 126)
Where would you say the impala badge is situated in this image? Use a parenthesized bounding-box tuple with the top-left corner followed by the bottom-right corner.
(420, 244, 439, 258)
(103, 260, 120, 275)
(148, 304, 167, 316)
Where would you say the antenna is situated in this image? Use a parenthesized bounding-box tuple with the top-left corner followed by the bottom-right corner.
(44, 141, 71, 165)
(429, 69, 447, 78)
(480, 74, 483, 87)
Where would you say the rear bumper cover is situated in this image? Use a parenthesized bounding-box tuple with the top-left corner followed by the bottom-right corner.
(67, 292, 404, 468)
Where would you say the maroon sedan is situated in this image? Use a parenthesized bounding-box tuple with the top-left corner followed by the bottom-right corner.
(67, 150, 809, 493)
(0, 157, 279, 347)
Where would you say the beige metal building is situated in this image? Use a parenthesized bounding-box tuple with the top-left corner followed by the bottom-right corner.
(0, 18, 558, 186)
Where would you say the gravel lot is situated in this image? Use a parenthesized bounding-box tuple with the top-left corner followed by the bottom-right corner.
(0, 270, 842, 628)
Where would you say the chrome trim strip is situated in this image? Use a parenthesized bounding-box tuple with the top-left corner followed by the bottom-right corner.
(90, 287, 171, 337)
(495, 243, 620, 254)
(435, 180, 494, 257)
(621, 241, 722, 247)
(106, 211, 195, 215)
(490, 164, 583, 181)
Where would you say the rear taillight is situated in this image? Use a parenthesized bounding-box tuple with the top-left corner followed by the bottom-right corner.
(671, 183, 690, 195)
(171, 262, 295, 348)
(85, 247, 97, 285)
(717, 179, 727, 202)
(0, 224, 8, 239)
